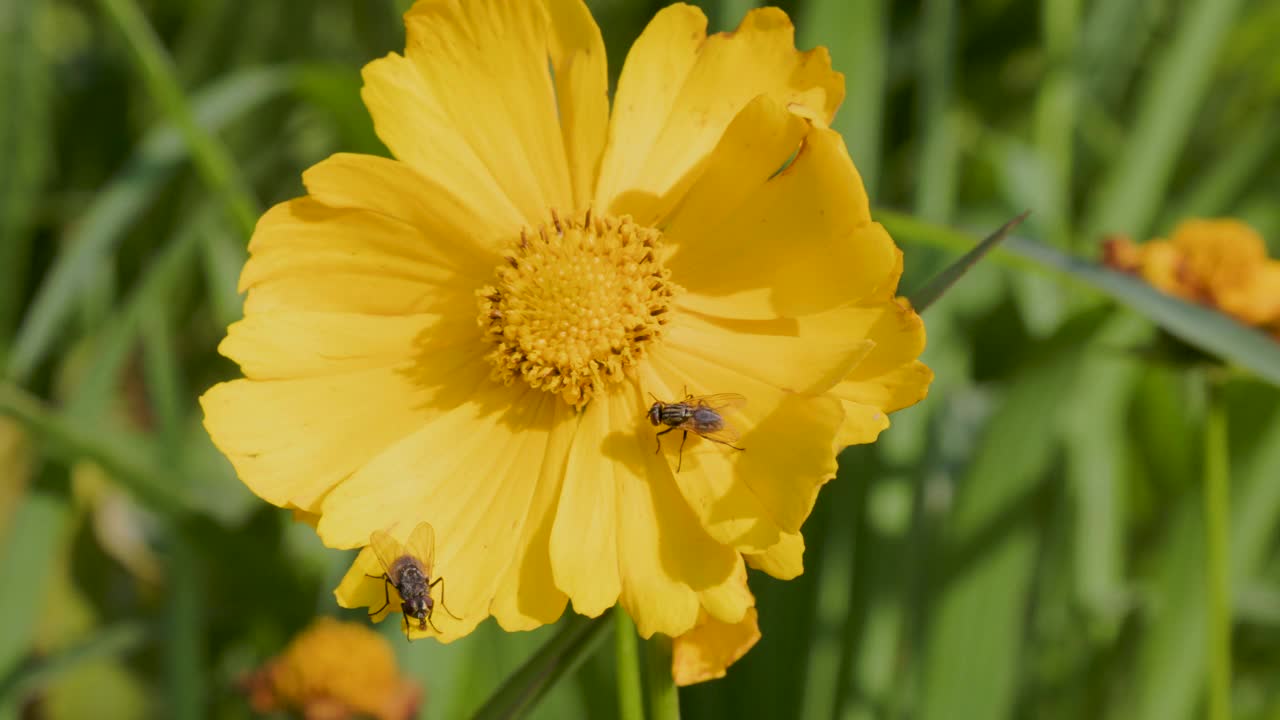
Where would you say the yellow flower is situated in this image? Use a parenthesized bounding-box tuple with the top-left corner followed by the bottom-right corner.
(243, 618, 421, 720)
(1103, 219, 1280, 330)
(201, 0, 930, 654)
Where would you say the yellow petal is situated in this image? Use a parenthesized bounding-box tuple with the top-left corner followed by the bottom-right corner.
(299, 153, 503, 266)
(745, 531, 805, 580)
(241, 196, 481, 316)
(362, 0, 572, 228)
(318, 388, 562, 642)
(336, 546, 397, 623)
(647, 347, 844, 540)
(836, 361, 934, 416)
(653, 93, 807, 246)
(595, 6, 843, 220)
(200, 355, 485, 513)
(667, 130, 898, 319)
(828, 301, 931, 446)
(664, 307, 874, 395)
(542, 0, 609, 212)
(672, 608, 762, 686)
(695, 556, 753, 625)
(833, 402, 891, 448)
(219, 311, 465, 381)
(550, 389, 622, 618)
(490, 401, 576, 631)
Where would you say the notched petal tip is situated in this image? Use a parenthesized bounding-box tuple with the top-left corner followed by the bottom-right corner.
(672, 607, 762, 686)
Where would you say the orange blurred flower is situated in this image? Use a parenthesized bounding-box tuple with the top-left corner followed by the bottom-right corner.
(242, 618, 421, 720)
(1103, 219, 1280, 333)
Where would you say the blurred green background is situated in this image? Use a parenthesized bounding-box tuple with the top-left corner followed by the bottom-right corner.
(3, 0, 1280, 718)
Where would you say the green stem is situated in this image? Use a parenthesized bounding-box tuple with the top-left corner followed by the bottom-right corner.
(95, 0, 259, 238)
(615, 611, 643, 720)
(643, 634, 680, 720)
(1203, 375, 1232, 720)
(716, 0, 757, 32)
(472, 612, 612, 720)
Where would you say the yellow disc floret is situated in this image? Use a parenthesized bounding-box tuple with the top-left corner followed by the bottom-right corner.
(478, 211, 678, 407)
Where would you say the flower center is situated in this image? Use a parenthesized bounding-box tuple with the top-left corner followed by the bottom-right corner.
(477, 211, 678, 408)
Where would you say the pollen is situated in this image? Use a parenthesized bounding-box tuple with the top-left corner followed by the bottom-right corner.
(478, 210, 678, 408)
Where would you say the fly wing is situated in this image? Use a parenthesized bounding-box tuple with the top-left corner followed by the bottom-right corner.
(689, 393, 747, 411)
(369, 529, 406, 576)
(405, 522, 437, 577)
(689, 418, 742, 447)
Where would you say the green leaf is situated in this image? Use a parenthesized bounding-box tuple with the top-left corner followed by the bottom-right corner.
(907, 212, 1028, 313)
(4, 67, 289, 384)
(472, 612, 612, 720)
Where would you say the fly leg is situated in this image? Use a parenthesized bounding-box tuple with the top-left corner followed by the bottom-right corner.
(654, 426, 676, 454)
(429, 576, 462, 620)
(677, 430, 688, 472)
(368, 575, 392, 617)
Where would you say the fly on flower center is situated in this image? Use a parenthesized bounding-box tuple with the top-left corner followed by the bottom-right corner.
(477, 211, 679, 408)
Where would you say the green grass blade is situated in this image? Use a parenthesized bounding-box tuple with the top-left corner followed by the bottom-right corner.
(919, 309, 1110, 720)
(0, 622, 149, 702)
(0, 384, 188, 516)
(94, 0, 260, 237)
(472, 612, 612, 720)
(0, 0, 51, 352)
(907, 212, 1028, 312)
(915, 0, 958, 222)
(882, 211, 1280, 387)
(199, 226, 247, 331)
(1007, 238, 1280, 387)
(0, 484, 69, 689)
(68, 219, 205, 419)
(1132, 382, 1280, 720)
(1202, 377, 1231, 720)
(1060, 314, 1147, 628)
(1083, 0, 1248, 238)
(164, 533, 204, 720)
(798, 0, 887, 193)
(1034, 0, 1079, 250)
(1167, 116, 1280, 221)
(4, 68, 288, 384)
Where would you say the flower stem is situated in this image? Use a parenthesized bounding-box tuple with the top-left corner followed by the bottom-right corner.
(643, 634, 680, 720)
(614, 611, 643, 720)
(1203, 374, 1232, 720)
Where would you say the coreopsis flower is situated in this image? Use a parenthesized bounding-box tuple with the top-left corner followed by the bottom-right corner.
(200, 0, 931, 681)
(242, 618, 421, 720)
(1104, 219, 1280, 332)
